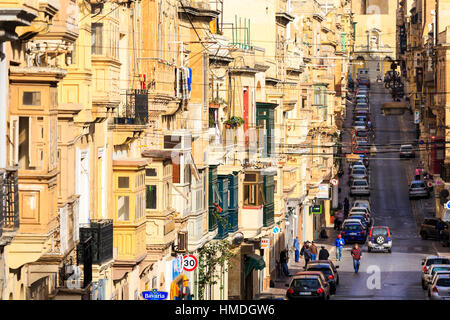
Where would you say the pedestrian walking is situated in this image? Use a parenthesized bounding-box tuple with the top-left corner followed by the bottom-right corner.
(436, 219, 446, 243)
(414, 167, 421, 180)
(293, 237, 300, 263)
(351, 243, 362, 273)
(280, 249, 291, 277)
(310, 241, 318, 261)
(334, 234, 345, 261)
(334, 210, 344, 230)
(343, 197, 349, 219)
(319, 245, 330, 260)
(300, 242, 312, 269)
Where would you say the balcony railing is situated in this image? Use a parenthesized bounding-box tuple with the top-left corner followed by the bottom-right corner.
(0, 168, 19, 236)
(114, 89, 149, 125)
(78, 219, 113, 265)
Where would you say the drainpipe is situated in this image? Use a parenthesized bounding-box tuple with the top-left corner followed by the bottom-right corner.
(0, 42, 6, 169)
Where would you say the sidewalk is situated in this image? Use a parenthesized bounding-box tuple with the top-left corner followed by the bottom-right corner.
(258, 227, 341, 299)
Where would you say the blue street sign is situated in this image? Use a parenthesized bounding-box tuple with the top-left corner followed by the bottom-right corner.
(445, 201, 450, 210)
(273, 226, 280, 234)
(142, 289, 168, 300)
(419, 140, 425, 144)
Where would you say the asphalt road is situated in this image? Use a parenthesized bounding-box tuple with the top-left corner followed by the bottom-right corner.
(331, 82, 435, 300)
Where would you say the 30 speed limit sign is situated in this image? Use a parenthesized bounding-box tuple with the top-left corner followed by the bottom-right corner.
(182, 254, 198, 272)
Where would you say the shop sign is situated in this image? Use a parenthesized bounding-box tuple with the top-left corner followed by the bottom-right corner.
(317, 184, 329, 199)
(310, 205, 322, 215)
(261, 237, 270, 249)
(142, 289, 168, 300)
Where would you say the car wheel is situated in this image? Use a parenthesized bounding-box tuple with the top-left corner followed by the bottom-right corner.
(388, 248, 392, 253)
(420, 231, 428, 240)
(368, 247, 372, 252)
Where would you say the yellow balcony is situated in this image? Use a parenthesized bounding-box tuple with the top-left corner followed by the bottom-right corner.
(112, 159, 149, 263)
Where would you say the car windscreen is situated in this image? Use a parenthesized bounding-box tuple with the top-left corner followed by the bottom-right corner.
(354, 203, 369, 208)
(343, 224, 362, 231)
(371, 228, 388, 237)
(436, 278, 450, 287)
(432, 267, 450, 275)
(307, 267, 332, 277)
(292, 279, 320, 289)
(401, 146, 413, 151)
(427, 258, 450, 266)
(352, 170, 366, 175)
(411, 182, 425, 188)
(353, 180, 367, 186)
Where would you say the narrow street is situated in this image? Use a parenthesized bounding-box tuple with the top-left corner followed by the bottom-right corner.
(260, 82, 441, 300)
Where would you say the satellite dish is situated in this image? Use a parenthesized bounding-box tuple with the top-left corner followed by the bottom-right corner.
(232, 232, 244, 246)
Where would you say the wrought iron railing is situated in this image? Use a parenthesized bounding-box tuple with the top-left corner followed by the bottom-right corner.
(78, 219, 113, 265)
(114, 89, 149, 125)
(0, 168, 19, 231)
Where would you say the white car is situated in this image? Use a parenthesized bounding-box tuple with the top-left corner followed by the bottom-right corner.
(428, 274, 450, 300)
(353, 200, 371, 212)
(350, 179, 370, 196)
(399, 144, 415, 158)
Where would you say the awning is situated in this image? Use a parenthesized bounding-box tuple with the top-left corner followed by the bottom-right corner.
(244, 254, 266, 277)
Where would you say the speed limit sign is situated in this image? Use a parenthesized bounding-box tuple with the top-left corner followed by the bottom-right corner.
(182, 254, 198, 272)
(331, 179, 339, 186)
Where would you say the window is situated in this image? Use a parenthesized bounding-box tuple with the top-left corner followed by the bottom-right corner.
(118, 177, 129, 188)
(118, 196, 129, 221)
(146, 185, 157, 209)
(146, 168, 157, 177)
(22, 91, 41, 106)
(91, 23, 103, 55)
(244, 184, 257, 205)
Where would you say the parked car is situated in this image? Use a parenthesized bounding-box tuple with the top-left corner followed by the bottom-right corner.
(349, 167, 369, 185)
(420, 218, 449, 240)
(349, 160, 367, 171)
(353, 199, 371, 212)
(286, 272, 330, 300)
(421, 256, 450, 288)
(349, 208, 372, 225)
(313, 260, 340, 284)
(353, 145, 370, 155)
(350, 179, 370, 196)
(347, 214, 370, 230)
(354, 130, 369, 139)
(399, 144, 415, 158)
(367, 226, 392, 253)
(408, 180, 430, 199)
(340, 222, 367, 244)
(306, 262, 339, 295)
(428, 274, 450, 300)
(423, 265, 450, 289)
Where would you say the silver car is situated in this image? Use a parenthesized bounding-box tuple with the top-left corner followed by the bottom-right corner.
(408, 180, 430, 199)
(350, 179, 370, 196)
(421, 256, 450, 289)
(423, 265, 450, 289)
(428, 274, 450, 300)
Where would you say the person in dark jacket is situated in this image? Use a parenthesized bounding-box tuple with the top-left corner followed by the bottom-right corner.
(280, 249, 291, 277)
(318, 246, 330, 260)
(436, 219, 447, 242)
(343, 197, 350, 219)
(300, 242, 312, 269)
